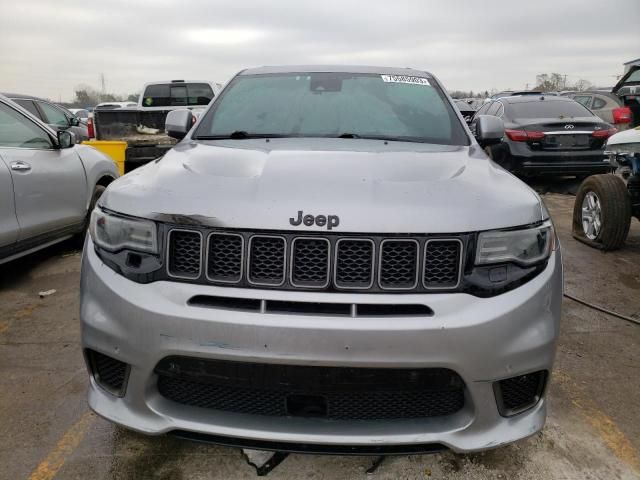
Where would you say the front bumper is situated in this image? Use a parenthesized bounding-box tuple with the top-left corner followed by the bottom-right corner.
(80, 238, 562, 453)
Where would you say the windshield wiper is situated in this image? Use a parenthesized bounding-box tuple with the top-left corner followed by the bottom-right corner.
(333, 133, 427, 143)
(194, 131, 288, 140)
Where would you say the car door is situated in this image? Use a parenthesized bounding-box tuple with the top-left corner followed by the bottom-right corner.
(0, 101, 87, 241)
(0, 154, 19, 250)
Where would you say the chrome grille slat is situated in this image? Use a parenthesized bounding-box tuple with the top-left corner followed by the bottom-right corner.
(167, 229, 464, 292)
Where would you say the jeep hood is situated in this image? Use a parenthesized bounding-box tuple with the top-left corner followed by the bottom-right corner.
(100, 138, 543, 233)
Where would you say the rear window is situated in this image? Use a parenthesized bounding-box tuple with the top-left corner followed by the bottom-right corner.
(507, 100, 593, 119)
(195, 72, 469, 146)
(142, 83, 214, 107)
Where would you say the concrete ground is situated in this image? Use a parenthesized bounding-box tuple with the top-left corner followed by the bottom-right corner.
(1, 193, 639, 480)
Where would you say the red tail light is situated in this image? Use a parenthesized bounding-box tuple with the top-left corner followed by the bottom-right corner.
(505, 129, 545, 142)
(612, 107, 631, 124)
(592, 127, 617, 139)
(87, 117, 95, 138)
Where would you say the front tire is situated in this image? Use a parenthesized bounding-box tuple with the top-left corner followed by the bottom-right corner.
(572, 174, 630, 250)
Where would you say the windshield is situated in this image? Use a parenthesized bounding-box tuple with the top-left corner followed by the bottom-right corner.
(507, 100, 594, 119)
(194, 72, 469, 145)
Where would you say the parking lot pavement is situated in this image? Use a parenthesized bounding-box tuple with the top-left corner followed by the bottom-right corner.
(1, 193, 639, 480)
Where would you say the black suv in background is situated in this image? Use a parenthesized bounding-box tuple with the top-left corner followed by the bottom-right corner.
(474, 95, 615, 177)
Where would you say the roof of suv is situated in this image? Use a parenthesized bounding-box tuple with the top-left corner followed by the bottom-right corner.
(239, 65, 433, 77)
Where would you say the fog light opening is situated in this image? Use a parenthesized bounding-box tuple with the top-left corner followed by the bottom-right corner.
(494, 370, 547, 417)
(87, 349, 131, 397)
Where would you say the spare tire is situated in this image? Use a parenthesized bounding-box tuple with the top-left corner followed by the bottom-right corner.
(572, 174, 631, 250)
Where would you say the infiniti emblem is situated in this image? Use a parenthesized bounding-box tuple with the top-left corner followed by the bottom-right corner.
(564, 124, 574, 129)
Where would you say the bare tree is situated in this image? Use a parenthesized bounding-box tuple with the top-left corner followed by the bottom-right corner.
(535, 73, 564, 92)
(573, 79, 593, 92)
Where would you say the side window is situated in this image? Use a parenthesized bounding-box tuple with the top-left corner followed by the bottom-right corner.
(13, 99, 42, 119)
(591, 97, 607, 110)
(573, 95, 592, 108)
(38, 102, 69, 127)
(142, 84, 170, 107)
(0, 102, 52, 149)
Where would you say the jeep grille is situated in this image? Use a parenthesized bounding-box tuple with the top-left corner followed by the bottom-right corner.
(167, 229, 464, 293)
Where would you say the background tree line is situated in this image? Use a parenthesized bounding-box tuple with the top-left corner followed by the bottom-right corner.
(60, 84, 139, 108)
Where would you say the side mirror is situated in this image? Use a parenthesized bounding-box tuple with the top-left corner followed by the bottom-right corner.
(57, 130, 75, 148)
(166, 109, 194, 140)
(473, 115, 505, 146)
(69, 116, 80, 127)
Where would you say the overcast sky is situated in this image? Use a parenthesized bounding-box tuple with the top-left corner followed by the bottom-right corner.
(1, 0, 638, 102)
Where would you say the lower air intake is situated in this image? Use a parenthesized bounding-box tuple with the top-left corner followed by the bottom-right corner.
(156, 357, 465, 421)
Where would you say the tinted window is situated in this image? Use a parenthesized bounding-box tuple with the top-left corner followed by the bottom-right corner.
(195, 73, 468, 145)
(142, 83, 213, 107)
(187, 83, 214, 105)
(170, 85, 188, 106)
(38, 101, 69, 127)
(142, 84, 170, 107)
(507, 100, 593, 119)
(0, 102, 52, 148)
(592, 97, 607, 109)
(12, 99, 41, 118)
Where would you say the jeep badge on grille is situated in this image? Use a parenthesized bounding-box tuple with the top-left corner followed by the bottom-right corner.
(290, 211, 340, 230)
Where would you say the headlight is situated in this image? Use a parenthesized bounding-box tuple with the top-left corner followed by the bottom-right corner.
(89, 208, 158, 253)
(475, 221, 555, 266)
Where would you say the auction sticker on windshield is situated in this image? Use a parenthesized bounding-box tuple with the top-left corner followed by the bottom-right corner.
(381, 75, 430, 85)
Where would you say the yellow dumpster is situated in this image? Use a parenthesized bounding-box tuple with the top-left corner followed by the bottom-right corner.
(82, 140, 127, 176)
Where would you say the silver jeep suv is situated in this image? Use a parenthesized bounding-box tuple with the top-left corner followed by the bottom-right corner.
(80, 66, 562, 454)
